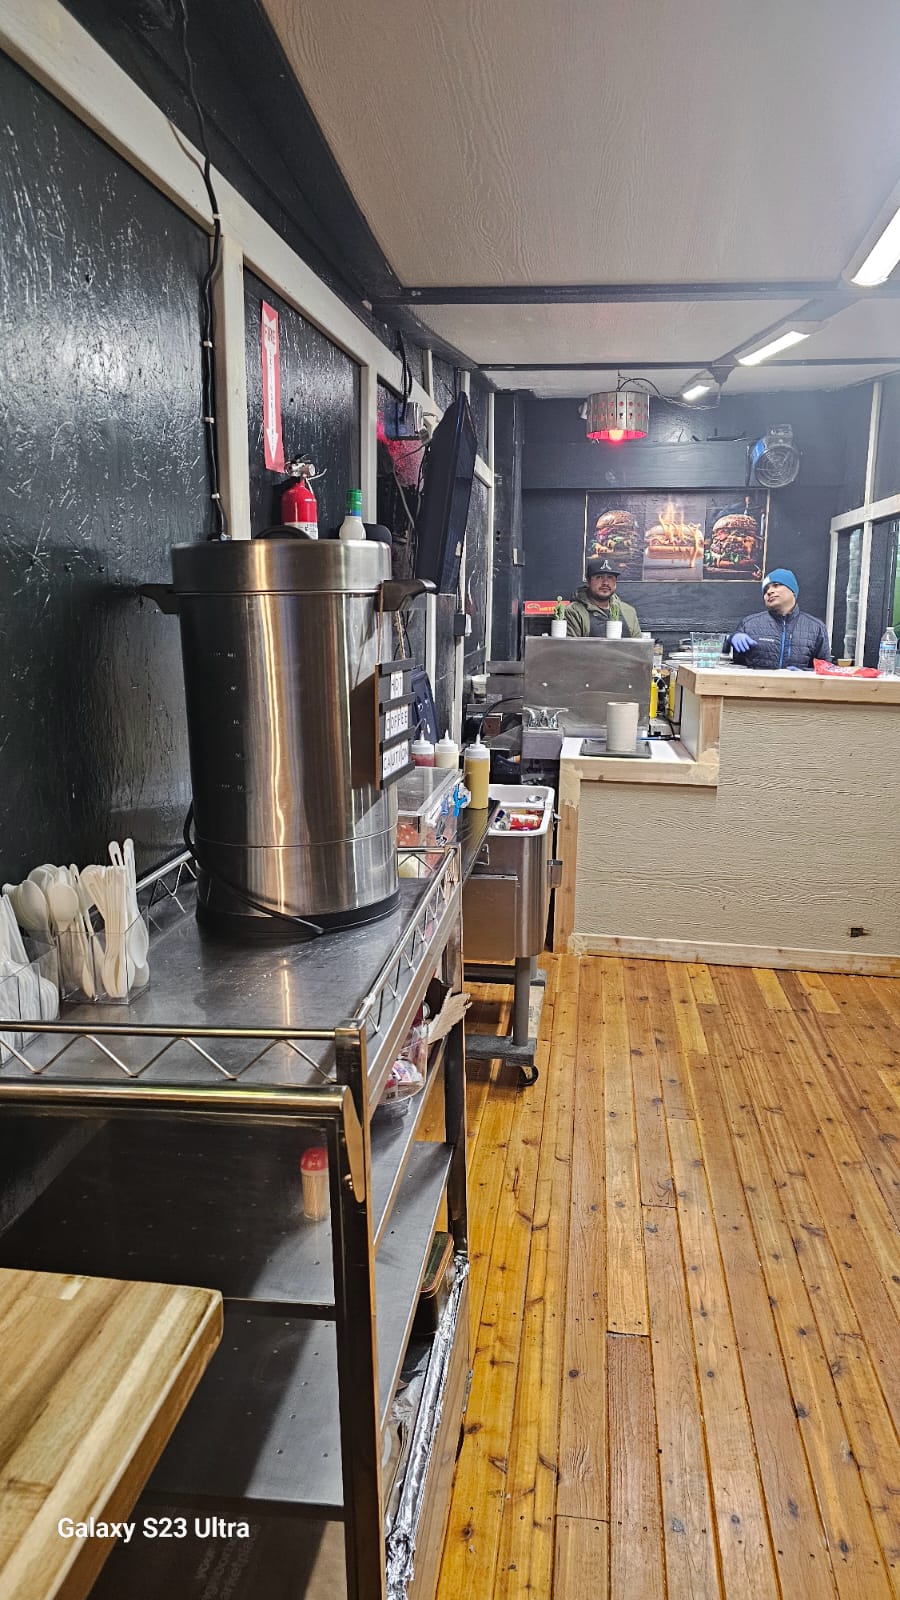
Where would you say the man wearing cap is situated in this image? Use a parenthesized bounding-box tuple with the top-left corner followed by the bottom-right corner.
(566, 557, 642, 638)
(730, 568, 831, 670)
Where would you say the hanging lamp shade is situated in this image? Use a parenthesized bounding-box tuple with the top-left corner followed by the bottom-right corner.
(585, 388, 649, 442)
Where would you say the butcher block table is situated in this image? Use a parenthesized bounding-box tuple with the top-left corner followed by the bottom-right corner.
(0, 1268, 222, 1600)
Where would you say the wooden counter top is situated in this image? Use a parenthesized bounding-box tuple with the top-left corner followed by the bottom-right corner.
(559, 735, 718, 787)
(0, 1268, 222, 1600)
(676, 665, 900, 703)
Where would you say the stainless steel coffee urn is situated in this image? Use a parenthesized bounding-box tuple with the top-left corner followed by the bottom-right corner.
(150, 539, 424, 938)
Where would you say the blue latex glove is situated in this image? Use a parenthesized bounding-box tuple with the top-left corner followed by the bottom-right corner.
(730, 631, 756, 652)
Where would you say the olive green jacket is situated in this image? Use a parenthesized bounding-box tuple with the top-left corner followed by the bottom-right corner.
(565, 586, 641, 638)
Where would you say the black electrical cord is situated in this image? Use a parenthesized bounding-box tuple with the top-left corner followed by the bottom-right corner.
(395, 331, 413, 421)
(183, 805, 324, 937)
(177, 0, 228, 540)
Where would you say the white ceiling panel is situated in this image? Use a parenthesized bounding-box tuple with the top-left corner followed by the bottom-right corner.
(790, 296, 900, 359)
(411, 299, 804, 367)
(264, 0, 900, 287)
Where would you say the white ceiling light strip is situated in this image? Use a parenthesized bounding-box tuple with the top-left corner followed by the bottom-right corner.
(737, 329, 811, 366)
(851, 204, 900, 287)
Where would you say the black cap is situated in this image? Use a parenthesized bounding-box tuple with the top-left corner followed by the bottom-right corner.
(586, 556, 620, 578)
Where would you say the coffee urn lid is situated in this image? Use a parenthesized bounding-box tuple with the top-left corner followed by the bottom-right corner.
(171, 537, 391, 595)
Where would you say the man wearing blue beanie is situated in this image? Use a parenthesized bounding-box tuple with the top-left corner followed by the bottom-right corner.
(729, 569, 831, 670)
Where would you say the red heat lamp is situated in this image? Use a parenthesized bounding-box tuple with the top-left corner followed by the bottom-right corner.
(585, 388, 650, 443)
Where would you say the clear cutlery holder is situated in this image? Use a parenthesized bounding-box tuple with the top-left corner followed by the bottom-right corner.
(56, 907, 150, 1005)
(0, 941, 60, 1062)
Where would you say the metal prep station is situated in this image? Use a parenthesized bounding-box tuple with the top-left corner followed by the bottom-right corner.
(522, 635, 655, 760)
(462, 785, 560, 1085)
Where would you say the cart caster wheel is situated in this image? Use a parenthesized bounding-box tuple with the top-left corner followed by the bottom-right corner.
(518, 1063, 539, 1087)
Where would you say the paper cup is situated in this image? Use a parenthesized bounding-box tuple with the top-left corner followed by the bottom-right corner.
(550, 618, 567, 638)
(606, 701, 639, 754)
(605, 618, 623, 639)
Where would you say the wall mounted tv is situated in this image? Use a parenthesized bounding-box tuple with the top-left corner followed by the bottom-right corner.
(414, 393, 477, 593)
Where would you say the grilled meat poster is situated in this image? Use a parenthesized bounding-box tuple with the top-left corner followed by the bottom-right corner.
(586, 491, 767, 582)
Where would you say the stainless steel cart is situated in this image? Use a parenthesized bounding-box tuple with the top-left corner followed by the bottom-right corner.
(462, 786, 560, 1084)
(0, 849, 469, 1600)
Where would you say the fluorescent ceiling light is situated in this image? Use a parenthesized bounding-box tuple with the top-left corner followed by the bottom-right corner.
(852, 204, 900, 286)
(681, 381, 711, 402)
(737, 329, 810, 367)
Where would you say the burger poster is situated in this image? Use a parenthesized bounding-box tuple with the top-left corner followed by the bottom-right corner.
(703, 493, 768, 580)
(586, 491, 767, 583)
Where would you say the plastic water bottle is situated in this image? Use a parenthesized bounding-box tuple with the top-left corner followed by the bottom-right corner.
(878, 626, 898, 676)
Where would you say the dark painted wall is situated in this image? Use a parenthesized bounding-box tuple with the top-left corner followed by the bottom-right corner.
(0, 50, 210, 882)
(244, 272, 360, 536)
(522, 389, 858, 647)
(491, 393, 525, 661)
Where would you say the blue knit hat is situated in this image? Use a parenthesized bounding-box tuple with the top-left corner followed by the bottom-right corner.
(762, 567, 799, 598)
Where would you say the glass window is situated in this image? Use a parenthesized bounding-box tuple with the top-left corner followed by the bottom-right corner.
(832, 528, 863, 662)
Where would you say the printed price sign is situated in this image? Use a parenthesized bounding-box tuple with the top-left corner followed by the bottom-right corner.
(382, 739, 411, 782)
(375, 656, 415, 787)
(384, 703, 410, 740)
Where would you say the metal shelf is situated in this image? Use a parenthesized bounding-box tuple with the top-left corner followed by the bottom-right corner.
(147, 1145, 453, 1509)
(0, 859, 460, 1105)
(0, 1087, 450, 1309)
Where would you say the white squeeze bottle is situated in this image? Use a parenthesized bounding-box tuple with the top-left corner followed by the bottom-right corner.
(411, 735, 435, 767)
(463, 733, 490, 808)
(434, 730, 459, 770)
(338, 489, 367, 542)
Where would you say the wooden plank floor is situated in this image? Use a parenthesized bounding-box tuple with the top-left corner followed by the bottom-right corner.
(437, 956, 900, 1600)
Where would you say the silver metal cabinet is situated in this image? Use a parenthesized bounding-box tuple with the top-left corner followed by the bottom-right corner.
(0, 852, 469, 1600)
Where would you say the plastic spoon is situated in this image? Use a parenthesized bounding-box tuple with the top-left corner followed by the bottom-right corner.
(46, 881, 83, 994)
(3, 880, 51, 938)
(122, 840, 149, 969)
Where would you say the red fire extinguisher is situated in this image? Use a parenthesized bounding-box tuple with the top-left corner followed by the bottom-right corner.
(281, 460, 318, 538)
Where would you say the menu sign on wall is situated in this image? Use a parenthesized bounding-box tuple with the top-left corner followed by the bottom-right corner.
(586, 490, 769, 582)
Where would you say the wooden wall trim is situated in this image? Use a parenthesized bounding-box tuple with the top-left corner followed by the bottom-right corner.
(567, 932, 900, 977)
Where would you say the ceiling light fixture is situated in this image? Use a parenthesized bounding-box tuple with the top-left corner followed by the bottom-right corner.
(851, 203, 900, 286)
(737, 329, 811, 367)
(584, 386, 649, 442)
(681, 371, 714, 402)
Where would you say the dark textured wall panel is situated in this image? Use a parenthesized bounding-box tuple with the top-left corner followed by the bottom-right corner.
(244, 273, 360, 536)
(0, 52, 210, 882)
(491, 394, 525, 661)
(431, 357, 457, 416)
(464, 477, 489, 672)
(469, 375, 490, 461)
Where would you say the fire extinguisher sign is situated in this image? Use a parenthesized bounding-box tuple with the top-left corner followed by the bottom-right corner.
(261, 303, 285, 471)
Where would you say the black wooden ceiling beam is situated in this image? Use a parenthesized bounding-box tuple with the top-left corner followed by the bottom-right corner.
(374, 280, 900, 307)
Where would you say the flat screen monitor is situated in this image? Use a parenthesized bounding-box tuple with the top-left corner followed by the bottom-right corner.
(414, 394, 477, 593)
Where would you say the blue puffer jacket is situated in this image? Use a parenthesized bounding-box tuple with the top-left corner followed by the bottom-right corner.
(731, 606, 831, 670)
